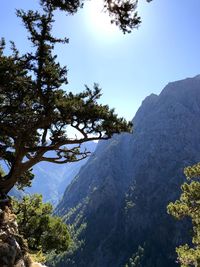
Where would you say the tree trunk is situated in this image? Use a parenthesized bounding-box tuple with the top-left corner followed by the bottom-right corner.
(0, 172, 20, 195)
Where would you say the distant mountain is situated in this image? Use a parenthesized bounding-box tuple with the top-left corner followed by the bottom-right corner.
(53, 76, 200, 267)
(25, 141, 97, 205)
(1, 141, 96, 204)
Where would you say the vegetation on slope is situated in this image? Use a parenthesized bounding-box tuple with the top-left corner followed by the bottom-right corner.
(168, 163, 200, 267)
(12, 194, 71, 262)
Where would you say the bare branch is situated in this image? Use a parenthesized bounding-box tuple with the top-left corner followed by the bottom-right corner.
(41, 153, 88, 164)
(41, 128, 48, 145)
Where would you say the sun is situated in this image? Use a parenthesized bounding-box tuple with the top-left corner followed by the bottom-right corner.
(84, 0, 119, 38)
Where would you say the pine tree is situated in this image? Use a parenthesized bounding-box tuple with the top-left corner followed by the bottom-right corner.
(0, 0, 153, 195)
(12, 194, 71, 254)
(41, 0, 152, 34)
(167, 163, 200, 267)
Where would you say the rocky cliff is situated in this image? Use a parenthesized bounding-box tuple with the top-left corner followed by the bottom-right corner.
(54, 76, 200, 267)
(0, 202, 49, 267)
(0, 201, 31, 267)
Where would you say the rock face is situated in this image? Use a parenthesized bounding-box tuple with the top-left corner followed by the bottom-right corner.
(54, 76, 200, 267)
(0, 204, 48, 267)
(0, 205, 31, 267)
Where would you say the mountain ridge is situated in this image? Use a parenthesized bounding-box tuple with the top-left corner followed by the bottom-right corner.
(53, 75, 200, 267)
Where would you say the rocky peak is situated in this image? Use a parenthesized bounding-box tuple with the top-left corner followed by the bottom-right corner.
(50, 75, 200, 266)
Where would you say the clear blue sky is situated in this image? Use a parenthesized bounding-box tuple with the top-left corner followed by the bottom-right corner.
(1, 0, 200, 121)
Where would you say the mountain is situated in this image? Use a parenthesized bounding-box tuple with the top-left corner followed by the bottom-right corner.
(25, 141, 97, 205)
(53, 75, 200, 266)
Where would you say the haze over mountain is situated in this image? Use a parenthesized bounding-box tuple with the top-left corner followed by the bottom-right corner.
(5, 142, 96, 204)
(51, 75, 200, 267)
(25, 141, 97, 205)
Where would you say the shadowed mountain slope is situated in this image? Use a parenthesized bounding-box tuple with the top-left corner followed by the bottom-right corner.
(54, 76, 200, 267)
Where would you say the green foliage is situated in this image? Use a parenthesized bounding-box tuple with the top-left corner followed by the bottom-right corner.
(41, 0, 152, 34)
(29, 250, 46, 264)
(167, 163, 200, 266)
(125, 184, 136, 214)
(0, 0, 134, 194)
(124, 245, 144, 267)
(16, 170, 34, 190)
(12, 194, 71, 254)
(61, 197, 90, 250)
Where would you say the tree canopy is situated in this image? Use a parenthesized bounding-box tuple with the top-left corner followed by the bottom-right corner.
(40, 0, 152, 34)
(12, 194, 71, 254)
(0, 0, 152, 195)
(167, 163, 200, 267)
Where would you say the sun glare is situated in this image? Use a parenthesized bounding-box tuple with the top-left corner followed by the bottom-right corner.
(85, 0, 119, 39)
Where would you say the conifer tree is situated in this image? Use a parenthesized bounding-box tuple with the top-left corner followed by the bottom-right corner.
(0, 0, 152, 195)
(12, 194, 71, 254)
(167, 163, 200, 267)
